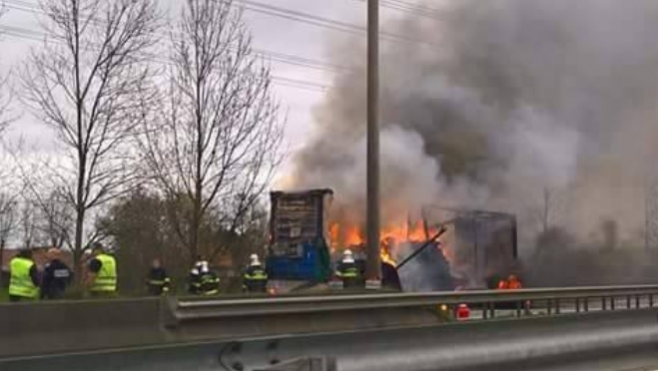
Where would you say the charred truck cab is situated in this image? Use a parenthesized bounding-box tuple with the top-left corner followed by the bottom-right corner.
(266, 189, 333, 292)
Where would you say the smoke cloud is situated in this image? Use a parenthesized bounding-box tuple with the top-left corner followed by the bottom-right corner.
(287, 0, 658, 278)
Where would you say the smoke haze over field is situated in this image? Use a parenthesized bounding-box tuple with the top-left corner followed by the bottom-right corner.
(288, 0, 658, 256)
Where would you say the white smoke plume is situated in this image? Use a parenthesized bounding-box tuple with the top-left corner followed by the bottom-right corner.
(288, 0, 658, 271)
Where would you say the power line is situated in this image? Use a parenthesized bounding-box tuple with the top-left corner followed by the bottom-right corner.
(230, 0, 438, 47)
(10, 0, 434, 47)
(350, 0, 445, 20)
(0, 24, 331, 92)
(385, 0, 444, 14)
(3, 0, 354, 76)
(1, 1, 337, 91)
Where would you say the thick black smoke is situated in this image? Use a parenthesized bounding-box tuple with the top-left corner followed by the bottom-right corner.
(288, 0, 658, 282)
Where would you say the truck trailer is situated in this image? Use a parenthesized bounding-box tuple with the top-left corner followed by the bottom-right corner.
(265, 189, 520, 292)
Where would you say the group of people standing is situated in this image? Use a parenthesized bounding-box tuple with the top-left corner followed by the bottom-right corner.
(8, 246, 270, 301)
(144, 253, 269, 296)
(8, 243, 116, 302)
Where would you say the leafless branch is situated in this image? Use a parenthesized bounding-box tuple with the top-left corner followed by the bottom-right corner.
(0, 4, 13, 136)
(139, 0, 283, 262)
(20, 201, 38, 249)
(0, 192, 19, 247)
(19, 0, 161, 264)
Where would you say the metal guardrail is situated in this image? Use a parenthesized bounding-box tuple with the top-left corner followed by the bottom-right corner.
(174, 284, 658, 321)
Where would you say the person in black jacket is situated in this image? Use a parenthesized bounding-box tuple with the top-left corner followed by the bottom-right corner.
(188, 259, 219, 295)
(243, 254, 268, 293)
(145, 258, 170, 296)
(40, 248, 73, 300)
(335, 250, 360, 288)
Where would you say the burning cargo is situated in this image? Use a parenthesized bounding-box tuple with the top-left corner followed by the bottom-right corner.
(266, 188, 519, 291)
(423, 208, 519, 290)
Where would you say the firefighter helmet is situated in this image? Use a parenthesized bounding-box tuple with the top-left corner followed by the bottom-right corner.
(250, 254, 261, 266)
(343, 249, 355, 263)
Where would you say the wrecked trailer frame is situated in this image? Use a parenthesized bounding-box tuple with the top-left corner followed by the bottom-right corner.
(392, 207, 519, 292)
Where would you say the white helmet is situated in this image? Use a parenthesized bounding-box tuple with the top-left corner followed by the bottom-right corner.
(250, 254, 261, 266)
(343, 249, 355, 263)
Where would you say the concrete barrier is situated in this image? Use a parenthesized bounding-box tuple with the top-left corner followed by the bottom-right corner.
(0, 298, 169, 358)
(0, 296, 443, 359)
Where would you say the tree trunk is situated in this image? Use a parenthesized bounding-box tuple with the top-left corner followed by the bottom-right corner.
(74, 203, 86, 288)
(0, 239, 5, 286)
(190, 196, 201, 263)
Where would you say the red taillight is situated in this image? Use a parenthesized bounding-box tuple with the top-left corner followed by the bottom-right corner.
(456, 304, 470, 320)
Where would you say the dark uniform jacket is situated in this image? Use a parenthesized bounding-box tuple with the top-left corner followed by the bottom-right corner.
(146, 267, 170, 296)
(189, 270, 220, 295)
(243, 265, 268, 293)
(336, 261, 360, 288)
(40, 259, 73, 300)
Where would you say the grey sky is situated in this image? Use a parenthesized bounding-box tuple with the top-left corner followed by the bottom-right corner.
(0, 0, 424, 178)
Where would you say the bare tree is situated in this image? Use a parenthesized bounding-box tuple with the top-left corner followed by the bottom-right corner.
(140, 0, 282, 265)
(0, 4, 16, 271)
(20, 0, 160, 272)
(11, 146, 76, 250)
(0, 3, 12, 135)
(36, 190, 74, 249)
(20, 201, 38, 249)
(0, 191, 18, 275)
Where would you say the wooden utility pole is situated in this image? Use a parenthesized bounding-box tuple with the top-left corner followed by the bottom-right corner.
(365, 0, 381, 286)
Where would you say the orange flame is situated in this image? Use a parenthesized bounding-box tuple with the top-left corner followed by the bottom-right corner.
(329, 220, 440, 266)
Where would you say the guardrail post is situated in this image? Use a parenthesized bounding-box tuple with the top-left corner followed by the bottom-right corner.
(650, 294, 654, 308)
(610, 297, 615, 311)
(555, 299, 561, 314)
(602, 297, 607, 311)
(483, 303, 488, 320)
(626, 296, 631, 309)
(635, 295, 640, 309)
(516, 301, 521, 317)
(489, 302, 495, 319)
(575, 298, 580, 313)
(584, 297, 589, 312)
(547, 300, 552, 315)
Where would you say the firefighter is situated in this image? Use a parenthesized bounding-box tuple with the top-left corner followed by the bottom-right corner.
(8, 249, 39, 302)
(86, 243, 117, 297)
(243, 254, 268, 293)
(189, 260, 220, 295)
(507, 274, 522, 289)
(146, 258, 170, 296)
(335, 249, 359, 289)
(188, 259, 201, 294)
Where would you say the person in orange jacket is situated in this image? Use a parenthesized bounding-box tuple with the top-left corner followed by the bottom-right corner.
(507, 275, 522, 289)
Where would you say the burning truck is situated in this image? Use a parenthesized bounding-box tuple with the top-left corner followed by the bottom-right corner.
(265, 189, 520, 292)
